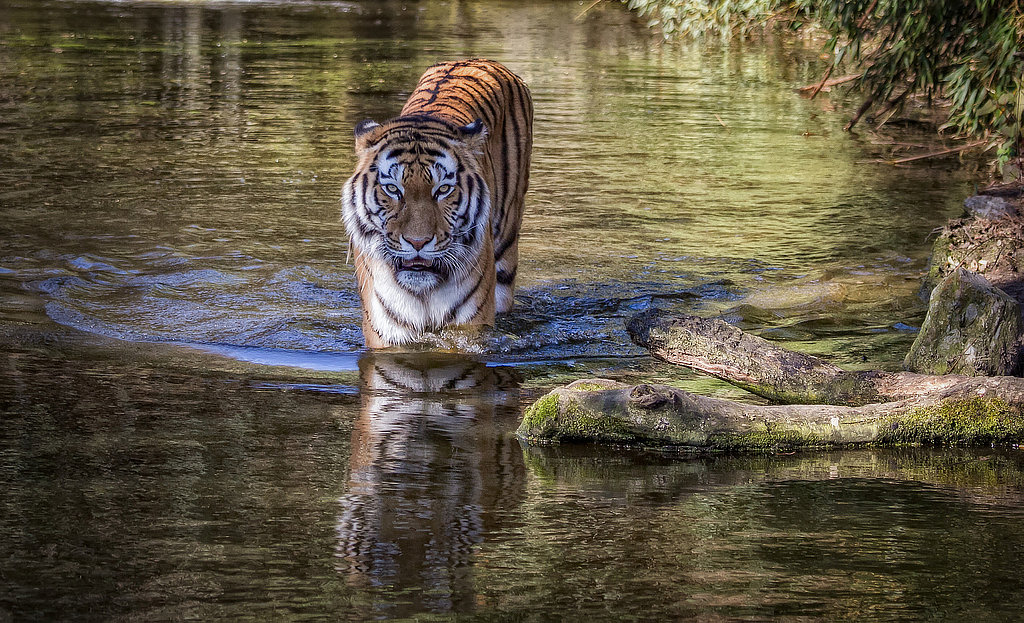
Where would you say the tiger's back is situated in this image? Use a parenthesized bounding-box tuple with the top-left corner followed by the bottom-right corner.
(341, 60, 533, 348)
(401, 60, 533, 312)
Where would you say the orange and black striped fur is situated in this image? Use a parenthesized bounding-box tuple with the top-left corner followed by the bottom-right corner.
(341, 59, 533, 348)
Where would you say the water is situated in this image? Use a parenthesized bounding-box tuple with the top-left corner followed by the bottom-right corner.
(3, 0, 1021, 620)
(0, 0, 975, 367)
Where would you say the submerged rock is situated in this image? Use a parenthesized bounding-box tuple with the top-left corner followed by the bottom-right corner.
(738, 281, 848, 312)
(905, 268, 1024, 376)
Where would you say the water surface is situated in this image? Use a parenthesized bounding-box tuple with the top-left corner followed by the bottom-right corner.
(2, 0, 1019, 620)
(0, 0, 977, 367)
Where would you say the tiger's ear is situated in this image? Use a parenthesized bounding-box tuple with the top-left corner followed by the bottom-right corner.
(354, 119, 383, 153)
(458, 119, 488, 152)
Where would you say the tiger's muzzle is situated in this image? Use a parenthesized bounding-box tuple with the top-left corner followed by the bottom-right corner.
(388, 235, 451, 289)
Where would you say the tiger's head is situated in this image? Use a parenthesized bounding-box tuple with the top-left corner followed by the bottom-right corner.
(342, 116, 491, 294)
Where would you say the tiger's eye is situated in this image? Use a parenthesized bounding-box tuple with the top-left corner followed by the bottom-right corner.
(384, 183, 401, 196)
(435, 184, 452, 197)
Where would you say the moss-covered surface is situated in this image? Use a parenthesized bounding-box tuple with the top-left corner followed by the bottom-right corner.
(518, 386, 1024, 454)
(517, 386, 835, 452)
(567, 382, 620, 392)
(518, 395, 842, 452)
(518, 393, 561, 442)
(629, 310, 887, 407)
(923, 214, 1024, 296)
(730, 381, 817, 406)
(922, 231, 954, 296)
(904, 268, 1023, 376)
(707, 427, 830, 452)
(732, 371, 881, 407)
(880, 397, 1024, 446)
(518, 390, 641, 444)
(911, 210, 1024, 377)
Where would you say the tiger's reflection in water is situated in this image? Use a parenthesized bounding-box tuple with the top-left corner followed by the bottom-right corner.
(335, 352, 526, 613)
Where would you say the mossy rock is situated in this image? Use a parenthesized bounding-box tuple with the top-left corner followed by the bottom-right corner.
(905, 268, 1024, 376)
(921, 230, 953, 298)
(922, 211, 1024, 299)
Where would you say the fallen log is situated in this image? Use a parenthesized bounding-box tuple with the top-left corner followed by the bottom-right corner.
(624, 308, 972, 405)
(516, 310, 1024, 452)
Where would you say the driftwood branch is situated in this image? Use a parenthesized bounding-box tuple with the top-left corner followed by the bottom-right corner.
(806, 65, 834, 100)
(805, 0, 877, 101)
(885, 140, 989, 165)
(798, 73, 861, 96)
(573, 0, 603, 21)
(516, 309, 1024, 452)
(844, 96, 875, 132)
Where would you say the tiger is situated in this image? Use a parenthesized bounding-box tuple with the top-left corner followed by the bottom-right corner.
(341, 59, 533, 348)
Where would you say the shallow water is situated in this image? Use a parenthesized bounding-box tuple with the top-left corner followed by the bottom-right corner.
(5, 341, 1024, 621)
(0, 0, 976, 367)
(2, 0, 1021, 620)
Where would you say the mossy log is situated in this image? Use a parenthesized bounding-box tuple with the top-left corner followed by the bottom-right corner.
(625, 308, 973, 406)
(517, 379, 1024, 451)
(516, 310, 1024, 452)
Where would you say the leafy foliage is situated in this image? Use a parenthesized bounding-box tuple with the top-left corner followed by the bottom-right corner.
(622, 0, 787, 37)
(623, 0, 1024, 175)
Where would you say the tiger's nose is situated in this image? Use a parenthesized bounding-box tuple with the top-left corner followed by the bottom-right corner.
(406, 236, 431, 251)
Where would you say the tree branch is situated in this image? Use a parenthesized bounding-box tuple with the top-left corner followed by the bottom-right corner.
(517, 310, 1024, 451)
(625, 308, 970, 405)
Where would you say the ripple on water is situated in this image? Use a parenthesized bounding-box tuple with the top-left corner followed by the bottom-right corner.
(22, 242, 743, 365)
(16, 241, 931, 371)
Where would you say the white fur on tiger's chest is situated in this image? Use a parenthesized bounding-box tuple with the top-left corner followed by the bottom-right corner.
(363, 254, 488, 345)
